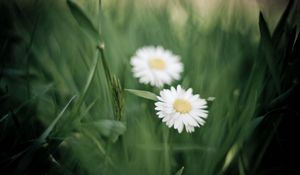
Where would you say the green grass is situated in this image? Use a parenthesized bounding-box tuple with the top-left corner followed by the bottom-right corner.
(0, 0, 298, 174)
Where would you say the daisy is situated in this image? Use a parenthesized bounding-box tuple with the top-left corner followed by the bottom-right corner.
(130, 46, 183, 87)
(155, 85, 208, 133)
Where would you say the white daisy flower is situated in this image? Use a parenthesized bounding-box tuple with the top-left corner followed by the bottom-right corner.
(155, 85, 208, 133)
(130, 46, 183, 87)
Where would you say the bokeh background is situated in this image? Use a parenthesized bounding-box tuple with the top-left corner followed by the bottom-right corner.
(1, 0, 299, 174)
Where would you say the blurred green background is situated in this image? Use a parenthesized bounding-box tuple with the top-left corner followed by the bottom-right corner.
(0, 0, 299, 174)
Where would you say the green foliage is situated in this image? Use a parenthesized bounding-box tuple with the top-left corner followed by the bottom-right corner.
(0, 0, 298, 174)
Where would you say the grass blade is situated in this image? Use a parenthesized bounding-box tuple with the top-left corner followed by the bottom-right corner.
(272, 0, 294, 45)
(125, 89, 157, 101)
(70, 50, 99, 123)
(174, 166, 184, 175)
(67, 0, 99, 39)
(38, 95, 76, 143)
(259, 12, 281, 93)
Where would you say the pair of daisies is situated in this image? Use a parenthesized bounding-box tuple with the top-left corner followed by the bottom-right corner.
(130, 46, 208, 133)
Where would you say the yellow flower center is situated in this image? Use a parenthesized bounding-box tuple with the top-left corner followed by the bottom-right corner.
(149, 58, 166, 70)
(173, 99, 192, 114)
